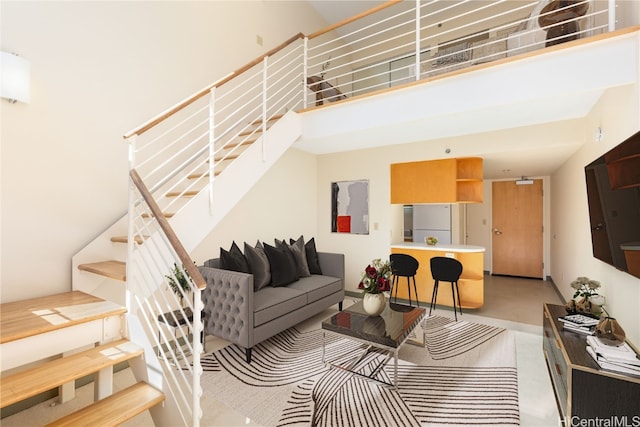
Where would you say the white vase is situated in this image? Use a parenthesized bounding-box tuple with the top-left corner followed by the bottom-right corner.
(363, 292, 386, 316)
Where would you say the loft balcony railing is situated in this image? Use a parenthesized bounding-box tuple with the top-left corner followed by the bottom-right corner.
(305, 0, 612, 103)
(120, 1, 616, 424)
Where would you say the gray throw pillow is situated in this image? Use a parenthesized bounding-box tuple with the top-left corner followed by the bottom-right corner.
(304, 237, 323, 275)
(244, 241, 271, 290)
(278, 237, 310, 278)
(289, 236, 311, 277)
(264, 242, 299, 287)
(220, 241, 250, 273)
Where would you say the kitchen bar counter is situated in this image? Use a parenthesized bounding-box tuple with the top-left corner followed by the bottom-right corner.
(390, 243, 485, 309)
(391, 242, 485, 253)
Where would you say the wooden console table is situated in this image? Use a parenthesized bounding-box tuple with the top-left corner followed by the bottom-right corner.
(542, 303, 640, 423)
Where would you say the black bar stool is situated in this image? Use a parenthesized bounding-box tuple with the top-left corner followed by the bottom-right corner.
(390, 253, 420, 307)
(429, 256, 463, 320)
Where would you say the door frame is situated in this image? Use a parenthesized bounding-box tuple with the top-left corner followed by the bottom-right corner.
(464, 178, 550, 279)
(485, 176, 551, 280)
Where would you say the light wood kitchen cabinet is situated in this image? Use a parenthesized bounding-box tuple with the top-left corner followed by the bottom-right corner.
(390, 157, 483, 204)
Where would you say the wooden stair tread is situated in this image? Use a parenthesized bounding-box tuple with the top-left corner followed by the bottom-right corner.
(226, 138, 258, 147)
(0, 339, 143, 408)
(0, 291, 126, 344)
(165, 190, 199, 198)
(110, 235, 149, 244)
(187, 171, 221, 180)
(250, 114, 283, 125)
(238, 128, 263, 137)
(214, 154, 239, 162)
(44, 382, 164, 427)
(141, 212, 174, 219)
(78, 260, 126, 281)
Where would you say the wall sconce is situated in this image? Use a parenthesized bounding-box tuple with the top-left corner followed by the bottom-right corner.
(1, 51, 30, 104)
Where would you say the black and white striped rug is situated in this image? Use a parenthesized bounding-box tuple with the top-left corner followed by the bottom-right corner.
(199, 315, 519, 426)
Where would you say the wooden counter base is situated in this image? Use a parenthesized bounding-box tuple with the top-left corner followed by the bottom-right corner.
(390, 245, 484, 309)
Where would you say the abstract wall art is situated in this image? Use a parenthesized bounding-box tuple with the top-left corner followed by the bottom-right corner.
(331, 179, 369, 234)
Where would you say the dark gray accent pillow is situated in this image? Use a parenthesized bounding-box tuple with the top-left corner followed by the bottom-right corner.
(283, 236, 311, 278)
(220, 241, 250, 273)
(264, 242, 299, 287)
(244, 241, 271, 290)
(304, 237, 323, 275)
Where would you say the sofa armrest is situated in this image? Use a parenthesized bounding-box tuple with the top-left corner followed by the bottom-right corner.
(317, 252, 345, 284)
(198, 266, 253, 349)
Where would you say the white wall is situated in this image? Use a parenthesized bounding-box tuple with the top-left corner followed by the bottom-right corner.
(191, 148, 318, 262)
(551, 84, 640, 346)
(0, 1, 328, 302)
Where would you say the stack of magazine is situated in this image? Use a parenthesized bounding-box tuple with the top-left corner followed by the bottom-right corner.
(586, 335, 640, 376)
(558, 313, 599, 335)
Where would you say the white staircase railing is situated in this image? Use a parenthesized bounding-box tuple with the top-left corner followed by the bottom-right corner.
(70, 1, 617, 425)
(121, 33, 306, 426)
(126, 169, 205, 426)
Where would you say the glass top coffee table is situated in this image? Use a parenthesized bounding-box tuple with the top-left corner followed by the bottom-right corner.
(321, 300, 426, 389)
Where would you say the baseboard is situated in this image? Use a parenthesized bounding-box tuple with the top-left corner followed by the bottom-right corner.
(344, 290, 363, 299)
(547, 276, 566, 304)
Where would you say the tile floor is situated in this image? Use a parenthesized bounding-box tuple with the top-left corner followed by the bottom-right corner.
(2, 275, 566, 426)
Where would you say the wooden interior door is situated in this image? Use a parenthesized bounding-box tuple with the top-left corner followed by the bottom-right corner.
(492, 180, 543, 278)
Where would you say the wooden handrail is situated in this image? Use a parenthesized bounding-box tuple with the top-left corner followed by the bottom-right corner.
(124, 32, 304, 139)
(129, 169, 206, 290)
(307, 0, 402, 40)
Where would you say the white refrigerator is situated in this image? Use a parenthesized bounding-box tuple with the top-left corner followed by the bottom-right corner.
(412, 204, 452, 244)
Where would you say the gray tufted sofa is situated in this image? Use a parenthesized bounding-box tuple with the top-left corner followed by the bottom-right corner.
(199, 252, 344, 362)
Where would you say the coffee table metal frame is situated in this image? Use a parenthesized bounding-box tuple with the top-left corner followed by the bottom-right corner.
(321, 301, 426, 390)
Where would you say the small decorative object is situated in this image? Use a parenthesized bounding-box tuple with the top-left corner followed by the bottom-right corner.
(166, 263, 194, 306)
(566, 276, 602, 316)
(425, 236, 438, 246)
(595, 317, 626, 346)
(363, 292, 386, 317)
(358, 258, 392, 316)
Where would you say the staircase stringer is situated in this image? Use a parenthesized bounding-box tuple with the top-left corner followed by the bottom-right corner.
(169, 110, 302, 252)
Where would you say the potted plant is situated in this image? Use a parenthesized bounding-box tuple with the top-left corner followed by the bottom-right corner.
(567, 276, 603, 316)
(166, 263, 193, 307)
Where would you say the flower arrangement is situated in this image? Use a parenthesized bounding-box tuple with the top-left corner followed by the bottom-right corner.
(567, 276, 604, 316)
(570, 276, 601, 299)
(358, 258, 392, 294)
